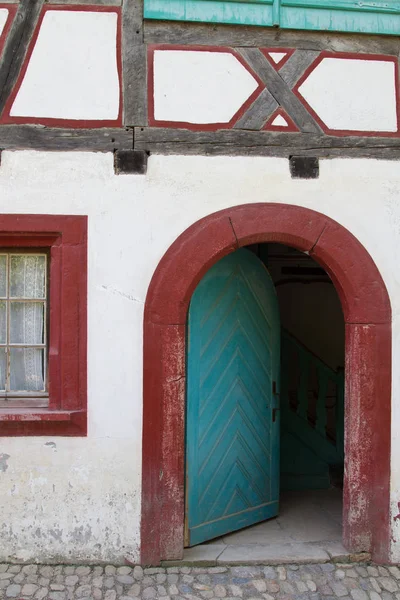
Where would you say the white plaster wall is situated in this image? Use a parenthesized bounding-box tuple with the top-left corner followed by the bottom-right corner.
(297, 57, 398, 132)
(0, 9, 9, 38)
(0, 152, 400, 562)
(153, 50, 258, 124)
(11, 11, 120, 120)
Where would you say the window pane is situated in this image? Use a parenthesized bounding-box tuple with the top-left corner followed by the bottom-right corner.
(10, 348, 45, 392)
(0, 348, 5, 391)
(0, 256, 6, 298)
(0, 301, 6, 345)
(10, 302, 45, 345)
(10, 255, 46, 299)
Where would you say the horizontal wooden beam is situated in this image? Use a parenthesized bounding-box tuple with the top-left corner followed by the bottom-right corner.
(134, 127, 400, 159)
(143, 21, 400, 55)
(0, 126, 133, 151)
(0, 125, 399, 159)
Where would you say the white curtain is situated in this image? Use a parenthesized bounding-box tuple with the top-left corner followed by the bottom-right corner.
(3, 255, 46, 393)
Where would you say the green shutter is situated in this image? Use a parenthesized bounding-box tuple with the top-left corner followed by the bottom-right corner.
(144, 0, 276, 27)
(144, 0, 400, 35)
(280, 1, 400, 35)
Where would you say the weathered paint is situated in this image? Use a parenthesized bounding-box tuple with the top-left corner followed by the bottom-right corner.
(144, 0, 400, 35)
(0, 453, 10, 472)
(0, 152, 400, 563)
(186, 249, 280, 544)
(144, 0, 275, 27)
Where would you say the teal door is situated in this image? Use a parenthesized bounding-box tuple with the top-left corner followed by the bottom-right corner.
(186, 248, 280, 546)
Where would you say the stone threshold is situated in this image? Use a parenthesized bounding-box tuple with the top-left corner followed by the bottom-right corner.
(161, 542, 370, 567)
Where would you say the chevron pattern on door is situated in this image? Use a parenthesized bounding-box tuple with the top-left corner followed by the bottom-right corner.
(186, 248, 280, 546)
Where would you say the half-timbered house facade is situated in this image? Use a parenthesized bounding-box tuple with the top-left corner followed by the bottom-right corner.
(0, 0, 399, 566)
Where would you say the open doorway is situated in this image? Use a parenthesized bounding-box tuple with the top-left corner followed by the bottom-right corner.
(141, 203, 391, 565)
(184, 243, 344, 554)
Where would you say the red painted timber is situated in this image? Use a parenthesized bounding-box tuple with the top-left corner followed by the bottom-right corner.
(141, 203, 391, 564)
(0, 214, 87, 436)
(311, 221, 391, 324)
(343, 322, 391, 562)
(146, 214, 238, 325)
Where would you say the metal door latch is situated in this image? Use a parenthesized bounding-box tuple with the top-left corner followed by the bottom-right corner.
(272, 381, 280, 422)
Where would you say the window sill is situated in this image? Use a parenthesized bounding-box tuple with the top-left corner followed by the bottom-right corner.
(0, 409, 87, 436)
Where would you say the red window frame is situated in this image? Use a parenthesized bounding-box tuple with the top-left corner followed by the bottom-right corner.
(0, 215, 87, 436)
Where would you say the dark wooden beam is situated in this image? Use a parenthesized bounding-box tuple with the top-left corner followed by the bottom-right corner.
(0, 0, 44, 117)
(238, 48, 321, 133)
(234, 88, 278, 131)
(143, 21, 400, 55)
(122, 0, 147, 126)
(134, 127, 400, 159)
(0, 124, 399, 160)
(234, 48, 322, 132)
(0, 126, 133, 151)
(279, 50, 320, 88)
(114, 149, 148, 174)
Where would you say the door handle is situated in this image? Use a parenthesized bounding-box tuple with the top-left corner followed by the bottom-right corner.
(272, 408, 280, 422)
(272, 381, 280, 422)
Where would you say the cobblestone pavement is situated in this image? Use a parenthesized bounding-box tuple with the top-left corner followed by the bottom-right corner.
(0, 563, 400, 600)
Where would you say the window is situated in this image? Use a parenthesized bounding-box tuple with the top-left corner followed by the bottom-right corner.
(0, 215, 87, 436)
(0, 252, 48, 407)
(144, 0, 400, 36)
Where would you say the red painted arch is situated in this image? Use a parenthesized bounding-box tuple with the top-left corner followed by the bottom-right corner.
(141, 203, 391, 565)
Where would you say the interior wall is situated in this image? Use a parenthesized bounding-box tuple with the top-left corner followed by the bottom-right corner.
(263, 244, 345, 370)
(277, 283, 344, 370)
(251, 244, 345, 491)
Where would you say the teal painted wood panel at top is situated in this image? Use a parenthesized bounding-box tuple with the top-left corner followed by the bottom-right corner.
(186, 248, 280, 546)
(144, 0, 276, 27)
(280, 0, 400, 35)
(144, 0, 400, 34)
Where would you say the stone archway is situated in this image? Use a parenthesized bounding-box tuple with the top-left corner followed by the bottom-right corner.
(141, 203, 391, 565)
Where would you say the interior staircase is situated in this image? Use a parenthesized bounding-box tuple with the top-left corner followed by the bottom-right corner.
(280, 329, 344, 491)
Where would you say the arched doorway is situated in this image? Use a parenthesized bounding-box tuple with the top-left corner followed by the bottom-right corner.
(141, 203, 391, 565)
